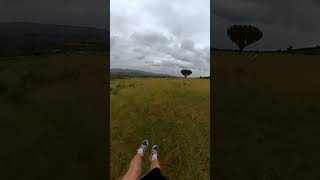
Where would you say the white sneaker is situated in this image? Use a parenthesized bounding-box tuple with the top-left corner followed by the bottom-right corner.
(137, 140, 148, 156)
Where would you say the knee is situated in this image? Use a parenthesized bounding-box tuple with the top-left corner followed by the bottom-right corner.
(122, 166, 142, 180)
(130, 164, 142, 174)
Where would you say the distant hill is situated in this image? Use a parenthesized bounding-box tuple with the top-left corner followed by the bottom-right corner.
(110, 69, 175, 79)
(0, 22, 108, 35)
(211, 47, 320, 55)
(200, 76, 211, 79)
(290, 46, 320, 55)
(0, 22, 109, 57)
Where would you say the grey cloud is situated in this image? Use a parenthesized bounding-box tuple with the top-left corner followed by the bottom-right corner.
(212, 0, 320, 50)
(143, 0, 210, 47)
(131, 32, 171, 47)
(181, 39, 195, 51)
(136, 56, 145, 60)
(111, 32, 209, 77)
(213, 0, 319, 32)
(213, 0, 269, 24)
(111, 0, 210, 77)
(0, 0, 108, 28)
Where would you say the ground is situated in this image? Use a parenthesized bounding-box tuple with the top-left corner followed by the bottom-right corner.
(110, 78, 210, 179)
(0, 52, 108, 180)
(5, 49, 319, 179)
(212, 50, 320, 180)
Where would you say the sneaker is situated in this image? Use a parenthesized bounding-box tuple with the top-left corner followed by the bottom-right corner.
(137, 140, 148, 156)
(150, 145, 158, 161)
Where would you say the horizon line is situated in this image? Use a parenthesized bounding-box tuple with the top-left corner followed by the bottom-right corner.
(0, 21, 108, 30)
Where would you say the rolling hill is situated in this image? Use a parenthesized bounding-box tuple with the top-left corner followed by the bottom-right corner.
(0, 22, 109, 57)
(110, 69, 175, 79)
(212, 46, 320, 55)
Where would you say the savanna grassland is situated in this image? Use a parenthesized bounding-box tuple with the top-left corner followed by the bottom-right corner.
(110, 78, 210, 179)
(213, 50, 320, 180)
(0, 52, 108, 180)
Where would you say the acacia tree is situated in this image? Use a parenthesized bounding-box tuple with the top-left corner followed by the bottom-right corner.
(181, 69, 192, 79)
(227, 25, 263, 53)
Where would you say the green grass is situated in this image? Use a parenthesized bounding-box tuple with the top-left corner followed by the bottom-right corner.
(213, 50, 320, 179)
(110, 78, 210, 179)
(0, 51, 108, 179)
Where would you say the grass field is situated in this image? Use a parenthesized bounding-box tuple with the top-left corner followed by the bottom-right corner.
(213, 50, 320, 180)
(110, 78, 210, 179)
(0, 52, 108, 180)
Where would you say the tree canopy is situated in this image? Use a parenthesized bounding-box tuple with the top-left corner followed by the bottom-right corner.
(181, 69, 192, 79)
(227, 25, 263, 53)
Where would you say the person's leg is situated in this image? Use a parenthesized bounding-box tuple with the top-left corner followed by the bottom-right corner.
(149, 145, 161, 170)
(150, 159, 161, 170)
(122, 154, 143, 180)
(122, 140, 148, 180)
(139, 145, 167, 180)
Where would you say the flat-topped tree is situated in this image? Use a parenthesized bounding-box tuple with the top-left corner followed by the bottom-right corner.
(181, 69, 192, 79)
(227, 25, 263, 53)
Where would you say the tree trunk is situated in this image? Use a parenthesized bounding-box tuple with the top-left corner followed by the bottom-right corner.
(184, 75, 187, 79)
(239, 47, 244, 54)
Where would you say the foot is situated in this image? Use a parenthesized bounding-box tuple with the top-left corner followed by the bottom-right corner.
(137, 140, 148, 156)
(150, 145, 158, 161)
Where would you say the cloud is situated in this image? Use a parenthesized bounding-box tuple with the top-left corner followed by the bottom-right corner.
(110, 0, 210, 77)
(131, 32, 171, 47)
(0, 0, 108, 28)
(181, 39, 195, 51)
(212, 0, 320, 50)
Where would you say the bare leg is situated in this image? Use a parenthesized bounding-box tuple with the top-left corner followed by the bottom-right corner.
(122, 140, 148, 180)
(149, 145, 160, 170)
(122, 154, 143, 180)
(150, 159, 161, 170)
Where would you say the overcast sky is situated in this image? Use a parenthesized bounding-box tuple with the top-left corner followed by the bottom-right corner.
(0, 0, 108, 29)
(212, 0, 320, 51)
(110, 0, 210, 77)
(2, 0, 318, 65)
